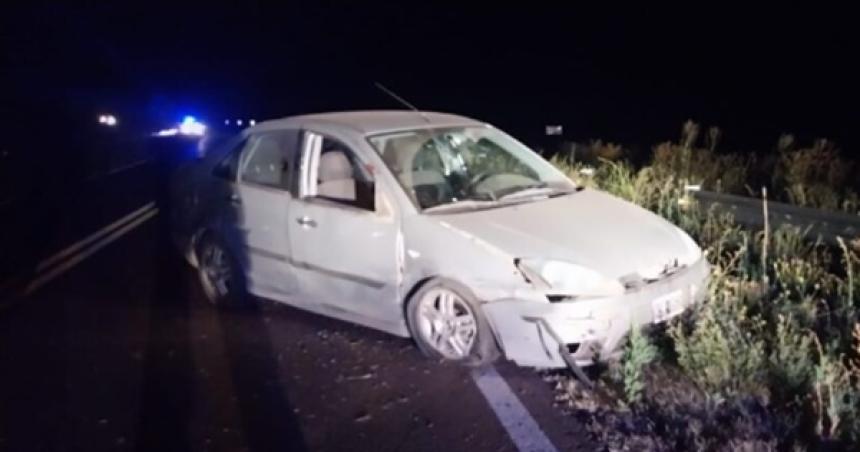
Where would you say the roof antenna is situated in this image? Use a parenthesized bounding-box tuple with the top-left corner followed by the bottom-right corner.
(374, 82, 430, 123)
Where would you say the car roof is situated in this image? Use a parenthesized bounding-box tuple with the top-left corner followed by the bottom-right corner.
(249, 110, 485, 135)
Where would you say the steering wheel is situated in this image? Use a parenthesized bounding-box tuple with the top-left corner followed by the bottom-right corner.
(413, 185, 441, 207)
(468, 171, 494, 195)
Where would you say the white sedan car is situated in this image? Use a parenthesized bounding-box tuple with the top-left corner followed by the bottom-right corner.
(170, 111, 708, 369)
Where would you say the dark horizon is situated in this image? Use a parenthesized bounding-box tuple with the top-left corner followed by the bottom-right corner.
(3, 4, 858, 153)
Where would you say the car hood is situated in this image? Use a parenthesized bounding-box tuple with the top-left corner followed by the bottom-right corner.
(433, 189, 700, 280)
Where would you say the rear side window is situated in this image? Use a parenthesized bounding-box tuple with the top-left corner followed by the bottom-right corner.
(239, 130, 301, 192)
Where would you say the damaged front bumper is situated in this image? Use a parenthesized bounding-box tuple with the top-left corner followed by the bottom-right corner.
(482, 257, 710, 368)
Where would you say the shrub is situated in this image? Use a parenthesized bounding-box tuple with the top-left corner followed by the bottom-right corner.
(769, 314, 815, 395)
(553, 140, 626, 165)
(651, 121, 752, 195)
(768, 226, 818, 262)
(670, 293, 769, 402)
(772, 138, 857, 212)
(620, 326, 658, 405)
(771, 256, 833, 328)
(811, 338, 860, 441)
(589, 140, 625, 162)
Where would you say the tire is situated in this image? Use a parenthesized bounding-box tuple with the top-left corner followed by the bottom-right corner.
(406, 278, 500, 367)
(196, 234, 248, 307)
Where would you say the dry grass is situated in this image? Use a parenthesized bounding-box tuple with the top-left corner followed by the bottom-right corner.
(549, 131, 860, 449)
(561, 121, 860, 212)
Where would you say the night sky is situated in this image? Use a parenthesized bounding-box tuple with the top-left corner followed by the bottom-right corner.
(3, 3, 857, 153)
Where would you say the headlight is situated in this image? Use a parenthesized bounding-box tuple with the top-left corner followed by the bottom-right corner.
(515, 258, 625, 297)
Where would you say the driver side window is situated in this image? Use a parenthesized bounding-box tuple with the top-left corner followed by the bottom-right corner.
(308, 135, 375, 211)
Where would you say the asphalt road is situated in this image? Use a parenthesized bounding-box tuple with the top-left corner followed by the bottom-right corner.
(0, 138, 591, 452)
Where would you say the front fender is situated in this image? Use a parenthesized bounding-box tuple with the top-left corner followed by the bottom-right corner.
(399, 215, 543, 304)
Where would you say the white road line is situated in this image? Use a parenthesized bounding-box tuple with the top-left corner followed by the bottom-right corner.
(471, 366, 558, 452)
(36, 202, 156, 273)
(24, 207, 159, 295)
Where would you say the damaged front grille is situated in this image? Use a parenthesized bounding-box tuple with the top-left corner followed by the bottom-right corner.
(621, 259, 687, 290)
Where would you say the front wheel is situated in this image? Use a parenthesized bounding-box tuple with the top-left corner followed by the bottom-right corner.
(406, 279, 500, 367)
(197, 235, 247, 307)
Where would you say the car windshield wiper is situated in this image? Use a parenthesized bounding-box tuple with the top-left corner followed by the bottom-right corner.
(422, 198, 498, 213)
(498, 184, 582, 202)
(496, 183, 554, 200)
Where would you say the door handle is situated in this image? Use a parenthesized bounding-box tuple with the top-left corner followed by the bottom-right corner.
(296, 216, 317, 228)
(228, 193, 241, 205)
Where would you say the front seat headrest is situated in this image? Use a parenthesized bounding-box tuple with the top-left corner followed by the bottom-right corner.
(318, 151, 353, 182)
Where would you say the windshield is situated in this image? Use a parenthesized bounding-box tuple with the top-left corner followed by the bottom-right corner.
(368, 126, 576, 210)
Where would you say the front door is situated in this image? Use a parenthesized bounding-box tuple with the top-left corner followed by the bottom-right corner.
(287, 131, 401, 330)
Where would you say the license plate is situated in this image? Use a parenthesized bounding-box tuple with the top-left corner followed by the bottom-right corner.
(651, 290, 683, 323)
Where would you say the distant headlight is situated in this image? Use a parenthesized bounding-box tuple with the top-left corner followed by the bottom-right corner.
(515, 258, 625, 298)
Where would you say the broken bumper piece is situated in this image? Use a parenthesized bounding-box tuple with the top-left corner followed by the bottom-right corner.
(482, 257, 709, 368)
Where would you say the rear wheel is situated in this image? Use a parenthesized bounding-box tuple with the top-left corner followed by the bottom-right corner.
(197, 235, 247, 307)
(406, 279, 499, 367)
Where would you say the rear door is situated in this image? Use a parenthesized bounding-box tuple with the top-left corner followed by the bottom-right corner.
(287, 131, 402, 330)
(226, 129, 302, 296)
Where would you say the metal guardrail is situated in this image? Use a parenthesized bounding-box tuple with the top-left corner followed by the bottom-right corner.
(692, 190, 860, 243)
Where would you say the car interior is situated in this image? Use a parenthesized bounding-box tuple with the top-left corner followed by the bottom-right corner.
(316, 139, 375, 211)
(381, 135, 452, 208)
